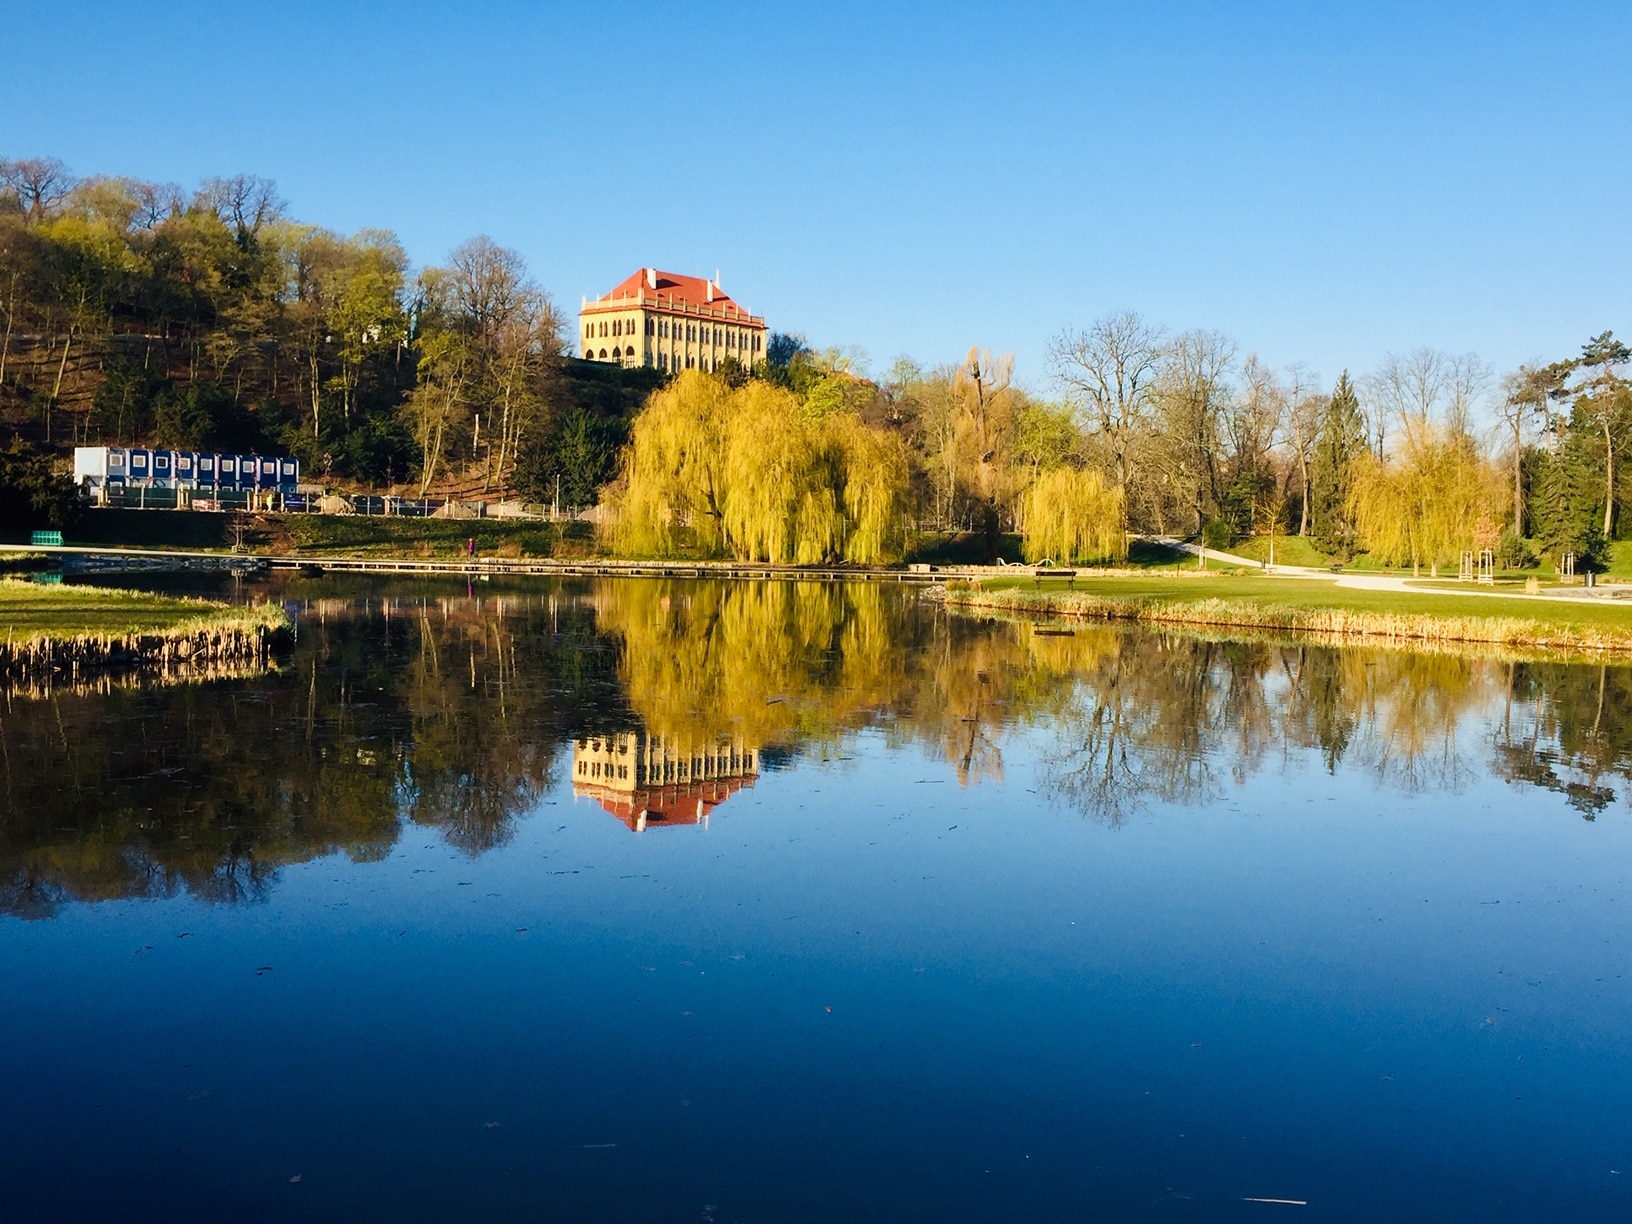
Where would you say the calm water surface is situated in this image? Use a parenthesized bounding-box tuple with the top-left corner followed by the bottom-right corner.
(3, 578, 1630, 1222)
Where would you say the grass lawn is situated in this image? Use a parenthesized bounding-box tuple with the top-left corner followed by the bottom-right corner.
(1224, 534, 1332, 568)
(0, 581, 276, 637)
(965, 571, 1632, 636)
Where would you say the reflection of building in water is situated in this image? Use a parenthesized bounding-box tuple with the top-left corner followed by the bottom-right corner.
(572, 731, 759, 832)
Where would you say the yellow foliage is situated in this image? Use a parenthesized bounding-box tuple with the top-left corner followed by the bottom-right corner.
(1349, 424, 1497, 571)
(1021, 467, 1126, 564)
(614, 373, 911, 564)
(824, 412, 912, 564)
(613, 371, 731, 556)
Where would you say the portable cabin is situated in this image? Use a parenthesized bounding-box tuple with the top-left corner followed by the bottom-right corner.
(73, 447, 300, 498)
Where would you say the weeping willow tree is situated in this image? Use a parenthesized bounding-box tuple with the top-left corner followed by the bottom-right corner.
(1021, 467, 1126, 563)
(825, 411, 912, 563)
(613, 371, 911, 563)
(721, 381, 834, 563)
(1348, 423, 1496, 575)
(611, 371, 730, 555)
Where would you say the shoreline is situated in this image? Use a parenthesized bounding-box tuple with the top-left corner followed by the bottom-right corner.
(0, 584, 293, 689)
(931, 583, 1632, 657)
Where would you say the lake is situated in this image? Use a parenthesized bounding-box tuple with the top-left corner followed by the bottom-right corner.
(2, 577, 1629, 1221)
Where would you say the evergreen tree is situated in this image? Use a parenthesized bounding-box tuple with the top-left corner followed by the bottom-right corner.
(1534, 405, 1609, 570)
(1308, 371, 1366, 557)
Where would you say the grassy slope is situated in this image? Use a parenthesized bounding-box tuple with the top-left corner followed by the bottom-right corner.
(0, 582, 282, 636)
(1226, 534, 1331, 567)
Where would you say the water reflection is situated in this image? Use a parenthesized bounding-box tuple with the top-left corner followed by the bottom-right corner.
(3, 578, 1630, 916)
(572, 731, 759, 832)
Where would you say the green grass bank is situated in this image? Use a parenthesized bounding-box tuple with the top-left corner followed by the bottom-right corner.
(0, 581, 292, 689)
(936, 573, 1632, 654)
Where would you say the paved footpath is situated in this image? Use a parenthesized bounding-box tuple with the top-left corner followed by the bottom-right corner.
(1146, 537, 1631, 608)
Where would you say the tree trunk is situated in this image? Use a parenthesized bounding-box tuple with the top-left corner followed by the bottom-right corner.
(0, 277, 16, 385)
(1298, 451, 1310, 536)
(51, 329, 72, 400)
(1603, 416, 1616, 539)
(309, 353, 322, 437)
(1513, 417, 1524, 535)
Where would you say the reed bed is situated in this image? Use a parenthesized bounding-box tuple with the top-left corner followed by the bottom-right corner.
(0, 582, 292, 686)
(933, 583, 1632, 656)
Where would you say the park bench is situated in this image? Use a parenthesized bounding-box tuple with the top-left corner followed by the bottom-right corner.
(1033, 568, 1078, 588)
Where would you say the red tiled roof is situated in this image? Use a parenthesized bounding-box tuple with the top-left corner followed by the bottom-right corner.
(576, 776, 757, 832)
(582, 268, 765, 326)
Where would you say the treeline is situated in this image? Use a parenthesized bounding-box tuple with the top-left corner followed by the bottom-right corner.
(4, 154, 1625, 568)
(655, 316, 1628, 569)
(0, 154, 652, 509)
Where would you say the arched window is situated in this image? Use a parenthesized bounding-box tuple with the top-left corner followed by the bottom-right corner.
(611, 346, 621, 360)
(599, 348, 608, 360)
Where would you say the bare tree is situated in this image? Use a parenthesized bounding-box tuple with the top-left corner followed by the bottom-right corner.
(1154, 329, 1236, 529)
(0, 157, 77, 222)
(952, 346, 1018, 545)
(1283, 363, 1323, 536)
(128, 180, 186, 230)
(445, 236, 534, 343)
(1365, 347, 1489, 451)
(1229, 353, 1284, 484)
(1497, 366, 1545, 535)
(197, 174, 284, 240)
(1048, 311, 1168, 491)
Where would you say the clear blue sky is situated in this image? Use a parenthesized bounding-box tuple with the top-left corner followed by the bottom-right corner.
(5, 1, 1627, 391)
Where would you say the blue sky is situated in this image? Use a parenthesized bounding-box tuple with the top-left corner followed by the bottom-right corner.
(6, 1, 1627, 391)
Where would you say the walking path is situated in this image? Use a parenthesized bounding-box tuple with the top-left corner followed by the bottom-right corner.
(1146, 537, 1630, 607)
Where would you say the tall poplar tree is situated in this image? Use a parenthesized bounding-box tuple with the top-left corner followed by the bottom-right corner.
(1308, 371, 1366, 557)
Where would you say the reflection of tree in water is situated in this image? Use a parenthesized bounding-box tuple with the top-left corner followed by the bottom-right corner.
(6, 578, 1632, 916)
(1025, 629, 1632, 824)
(594, 579, 926, 757)
(0, 590, 627, 916)
(1030, 632, 1229, 825)
(1495, 662, 1632, 818)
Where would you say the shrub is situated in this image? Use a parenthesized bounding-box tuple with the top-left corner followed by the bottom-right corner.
(1495, 526, 1534, 570)
(1201, 517, 1234, 551)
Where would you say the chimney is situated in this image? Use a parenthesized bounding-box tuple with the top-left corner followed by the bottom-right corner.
(646, 267, 657, 290)
(706, 280, 714, 303)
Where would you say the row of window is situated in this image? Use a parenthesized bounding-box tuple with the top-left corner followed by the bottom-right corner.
(574, 755, 751, 782)
(105, 451, 294, 477)
(585, 346, 761, 374)
(583, 316, 762, 351)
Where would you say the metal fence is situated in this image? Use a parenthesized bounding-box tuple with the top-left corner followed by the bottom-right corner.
(89, 486, 591, 522)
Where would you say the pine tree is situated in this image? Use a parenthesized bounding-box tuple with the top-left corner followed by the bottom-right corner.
(1308, 371, 1366, 557)
(1534, 405, 1608, 570)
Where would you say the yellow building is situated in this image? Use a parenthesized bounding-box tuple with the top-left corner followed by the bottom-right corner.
(579, 268, 767, 372)
(572, 730, 759, 832)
